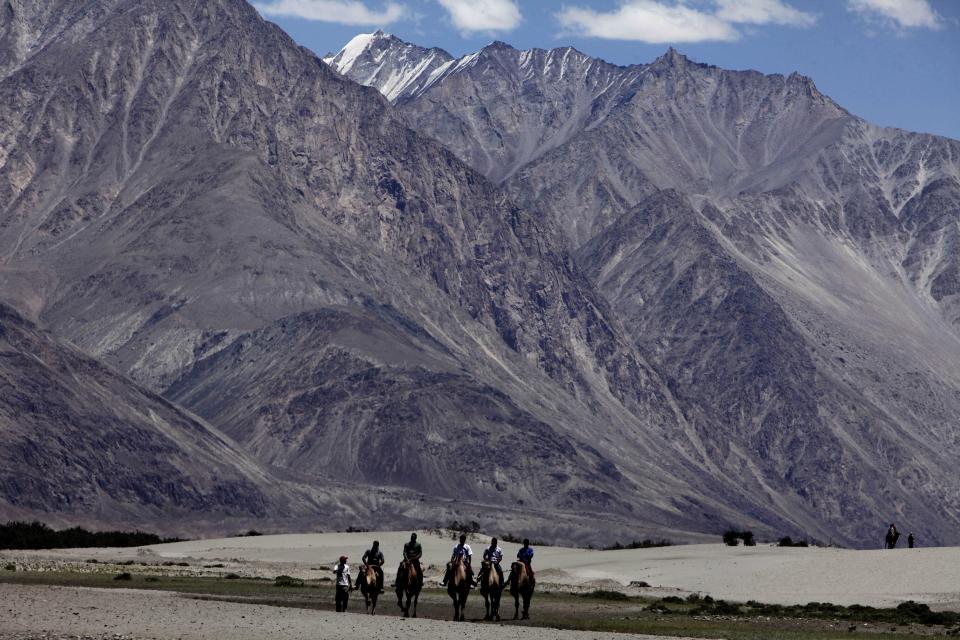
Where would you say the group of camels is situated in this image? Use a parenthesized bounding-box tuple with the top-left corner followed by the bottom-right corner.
(355, 558, 535, 621)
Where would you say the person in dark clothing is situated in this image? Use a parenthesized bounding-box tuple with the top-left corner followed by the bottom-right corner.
(355, 540, 385, 593)
(400, 532, 424, 587)
(885, 524, 900, 549)
(908, 532, 915, 548)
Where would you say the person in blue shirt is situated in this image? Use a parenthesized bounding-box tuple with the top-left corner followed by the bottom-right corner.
(517, 538, 535, 585)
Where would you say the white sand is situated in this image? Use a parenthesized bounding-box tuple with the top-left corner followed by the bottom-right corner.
(7, 530, 960, 609)
(0, 583, 690, 640)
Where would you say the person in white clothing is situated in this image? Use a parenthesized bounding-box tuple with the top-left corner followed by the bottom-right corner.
(442, 534, 475, 587)
(332, 555, 352, 612)
(482, 537, 504, 584)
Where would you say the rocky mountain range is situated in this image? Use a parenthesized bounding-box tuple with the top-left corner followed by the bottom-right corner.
(327, 31, 960, 545)
(1, 3, 957, 545)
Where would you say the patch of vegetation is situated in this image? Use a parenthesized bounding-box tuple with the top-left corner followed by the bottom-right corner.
(4, 563, 15, 571)
(778, 536, 810, 547)
(203, 563, 225, 568)
(647, 595, 960, 627)
(118, 560, 136, 566)
(580, 589, 631, 601)
(224, 573, 241, 580)
(722, 529, 755, 546)
(603, 539, 673, 550)
(114, 572, 132, 581)
(0, 521, 183, 550)
(274, 575, 304, 588)
(145, 576, 160, 582)
(234, 530, 263, 537)
(629, 580, 651, 588)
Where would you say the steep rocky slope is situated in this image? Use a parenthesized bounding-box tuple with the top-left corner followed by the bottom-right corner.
(0, 0, 760, 540)
(330, 33, 960, 545)
(0, 302, 311, 533)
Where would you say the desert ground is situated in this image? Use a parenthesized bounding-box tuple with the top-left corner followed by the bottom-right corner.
(0, 583, 698, 640)
(3, 530, 960, 639)
(8, 530, 958, 608)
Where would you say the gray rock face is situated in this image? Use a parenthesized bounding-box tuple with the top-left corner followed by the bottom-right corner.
(0, 0, 741, 541)
(0, 302, 303, 533)
(331, 33, 960, 545)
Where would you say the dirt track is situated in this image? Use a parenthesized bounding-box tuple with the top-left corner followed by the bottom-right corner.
(0, 583, 692, 640)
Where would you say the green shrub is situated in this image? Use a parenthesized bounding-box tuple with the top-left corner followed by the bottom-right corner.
(581, 589, 630, 600)
(4, 563, 15, 571)
(0, 521, 183, 550)
(274, 575, 304, 587)
(722, 529, 755, 546)
(778, 536, 810, 547)
(114, 572, 132, 581)
(660, 596, 684, 604)
(224, 573, 241, 580)
(604, 539, 673, 550)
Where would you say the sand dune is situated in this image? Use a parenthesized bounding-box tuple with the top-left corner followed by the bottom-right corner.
(19, 530, 960, 610)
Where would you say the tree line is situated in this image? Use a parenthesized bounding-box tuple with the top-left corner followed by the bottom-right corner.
(0, 521, 183, 549)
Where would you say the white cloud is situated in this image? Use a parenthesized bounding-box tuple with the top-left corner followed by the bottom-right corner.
(254, 0, 405, 25)
(847, 0, 942, 30)
(436, 0, 522, 34)
(715, 0, 817, 27)
(556, 1, 740, 43)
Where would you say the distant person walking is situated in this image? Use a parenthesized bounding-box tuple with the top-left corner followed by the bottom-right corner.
(333, 555, 352, 612)
(884, 524, 900, 549)
(908, 532, 915, 548)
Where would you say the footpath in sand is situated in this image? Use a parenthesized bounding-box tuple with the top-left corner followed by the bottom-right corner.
(7, 530, 960, 609)
(0, 583, 693, 640)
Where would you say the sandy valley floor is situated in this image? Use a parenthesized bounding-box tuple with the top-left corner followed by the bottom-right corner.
(0, 583, 695, 640)
(10, 530, 957, 609)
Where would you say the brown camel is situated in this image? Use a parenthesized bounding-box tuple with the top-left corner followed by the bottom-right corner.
(507, 560, 534, 620)
(447, 556, 471, 621)
(395, 559, 421, 618)
(478, 560, 503, 621)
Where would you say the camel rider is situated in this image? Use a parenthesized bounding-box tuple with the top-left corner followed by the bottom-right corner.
(355, 539, 385, 593)
(401, 532, 424, 586)
(442, 534, 475, 587)
(517, 538, 535, 585)
(483, 537, 504, 585)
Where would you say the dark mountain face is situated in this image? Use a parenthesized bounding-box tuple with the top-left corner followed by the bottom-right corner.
(0, 301, 304, 533)
(0, 0, 749, 541)
(3, 1, 958, 545)
(330, 33, 960, 545)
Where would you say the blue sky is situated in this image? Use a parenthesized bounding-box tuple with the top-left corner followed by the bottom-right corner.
(255, 0, 959, 140)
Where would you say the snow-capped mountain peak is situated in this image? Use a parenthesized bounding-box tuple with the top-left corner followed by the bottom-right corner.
(324, 30, 454, 102)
